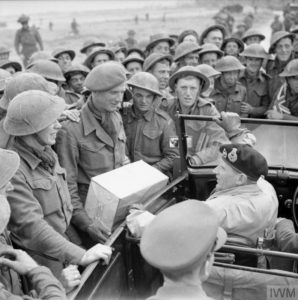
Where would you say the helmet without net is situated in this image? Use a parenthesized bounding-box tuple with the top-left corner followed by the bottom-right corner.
(127, 72, 162, 97)
(215, 55, 245, 72)
(4, 90, 65, 136)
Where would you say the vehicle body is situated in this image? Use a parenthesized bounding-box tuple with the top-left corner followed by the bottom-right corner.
(68, 115, 298, 300)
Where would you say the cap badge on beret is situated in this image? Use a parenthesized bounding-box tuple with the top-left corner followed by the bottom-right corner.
(228, 148, 238, 163)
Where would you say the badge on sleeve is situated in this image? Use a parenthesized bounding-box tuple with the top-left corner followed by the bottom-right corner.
(169, 137, 179, 148)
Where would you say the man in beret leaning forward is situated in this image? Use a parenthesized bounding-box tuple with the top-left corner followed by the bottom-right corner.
(206, 144, 278, 265)
(140, 200, 227, 300)
(56, 62, 130, 244)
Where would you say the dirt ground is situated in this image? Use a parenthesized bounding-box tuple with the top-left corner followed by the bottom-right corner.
(0, 2, 276, 64)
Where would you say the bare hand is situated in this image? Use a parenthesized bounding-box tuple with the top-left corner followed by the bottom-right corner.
(60, 264, 81, 293)
(61, 109, 80, 122)
(266, 110, 283, 120)
(214, 111, 241, 133)
(240, 103, 253, 114)
(79, 244, 112, 266)
(87, 219, 111, 243)
(0, 248, 38, 275)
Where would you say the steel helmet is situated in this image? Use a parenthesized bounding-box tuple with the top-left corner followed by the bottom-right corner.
(199, 24, 226, 45)
(17, 14, 29, 24)
(169, 66, 210, 92)
(240, 44, 268, 60)
(0, 72, 57, 110)
(177, 29, 199, 44)
(64, 64, 90, 80)
(198, 43, 224, 58)
(80, 39, 106, 54)
(27, 51, 58, 69)
(4, 90, 65, 136)
(173, 41, 201, 62)
(279, 59, 298, 77)
(269, 31, 294, 54)
(196, 64, 221, 78)
(143, 53, 172, 72)
(127, 72, 162, 97)
(0, 69, 11, 92)
(83, 47, 115, 69)
(0, 149, 20, 190)
(242, 28, 265, 43)
(52, 48, 76, 60)
(27, 60, 66, 82)
(145, 33, 175, 52)
(0, 60, 22, 72)
(122, 53, 144, 68)
(221, 37, 245, 53)
(215, 56, 245, 72)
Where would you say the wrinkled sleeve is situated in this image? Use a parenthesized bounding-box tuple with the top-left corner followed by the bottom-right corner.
(55, 127, 92, 231)
(153, 118, 179, 173)
(276, 219, 298, 253)
(192, 105, 229, 165)
(0, 266, 66, 300)
(8, 170, 85, 265)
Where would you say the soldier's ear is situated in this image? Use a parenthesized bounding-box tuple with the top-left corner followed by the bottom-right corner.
(236, 173, 247, 186)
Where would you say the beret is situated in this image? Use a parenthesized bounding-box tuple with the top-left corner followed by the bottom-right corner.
(220, 144, 268, 181)
(140, 200, 227, 272)
(84, 61, 126, 92)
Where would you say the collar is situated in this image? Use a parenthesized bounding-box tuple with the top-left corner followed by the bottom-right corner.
(81, 103, 101, 136)
(214, 78, 240, 94)
(13, 138, 42, 170)
(241, 69, 267, 82)
(127, 106, 155, 123)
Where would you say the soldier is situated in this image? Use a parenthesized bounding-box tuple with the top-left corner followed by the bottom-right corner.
(239, 44, 270, 118)
(167, 66, 229, 166)
(127, 47, 145, 59)
(232, 22, 247, 40)
(0, 60, 22, 75)
(83, 47, 115, 69)
(113, 46, 127, 63)
(146, 33, 175, 55)
(206, 144, 278, 265)
(221, 37, 244, 58)
(173, 41, 201, 69)
(271, 15, 283, 36)
(177, 29, 199, 44)
(198, 43, 224, 68)
(52, 48, 76, 72)
(55, 62, 129, 243)
(0, 72, 58, 149)
(196, 64, 221, 98)
(27, 50, 58, 68)
(71, 18, 79, 35)
(125, 29, 137, 49)
(290, 26, 298, 58)
(64, 64, 90, 107)
(124, 72, 179, 176)
(143, 53, 173, 110)
(140, 200, 226, 300)
(0, 69, 11, 119)
(4, 90, 112, 279)
(14, 14, 44, 67)
(199, 25, 226, 49)
(122, 53, 144, 77)
(266, 31, 295, 101)
(267, 59, 298, 120)
(0, 148, 68, 298)
(80, 39, 106, 57)
(211, 56, 248, 117)
(242, 28, 265, 46)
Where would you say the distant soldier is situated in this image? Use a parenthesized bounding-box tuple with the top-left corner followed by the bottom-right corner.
(125, 29, 137, 49)
(271, 15, 283, 35)
(49, 21, 53, 31)
(71, 18, 79, 35)
(14, 14, 44, 67)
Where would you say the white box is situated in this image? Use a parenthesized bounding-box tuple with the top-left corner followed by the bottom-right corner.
(84, 160, 169, 231)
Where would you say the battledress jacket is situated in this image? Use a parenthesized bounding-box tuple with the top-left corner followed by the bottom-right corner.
(55, 103, 128, 231)
(7, 140, 85, 279)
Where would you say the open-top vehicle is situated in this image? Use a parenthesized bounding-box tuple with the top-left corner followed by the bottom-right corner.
(68, 115, 298, 300)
